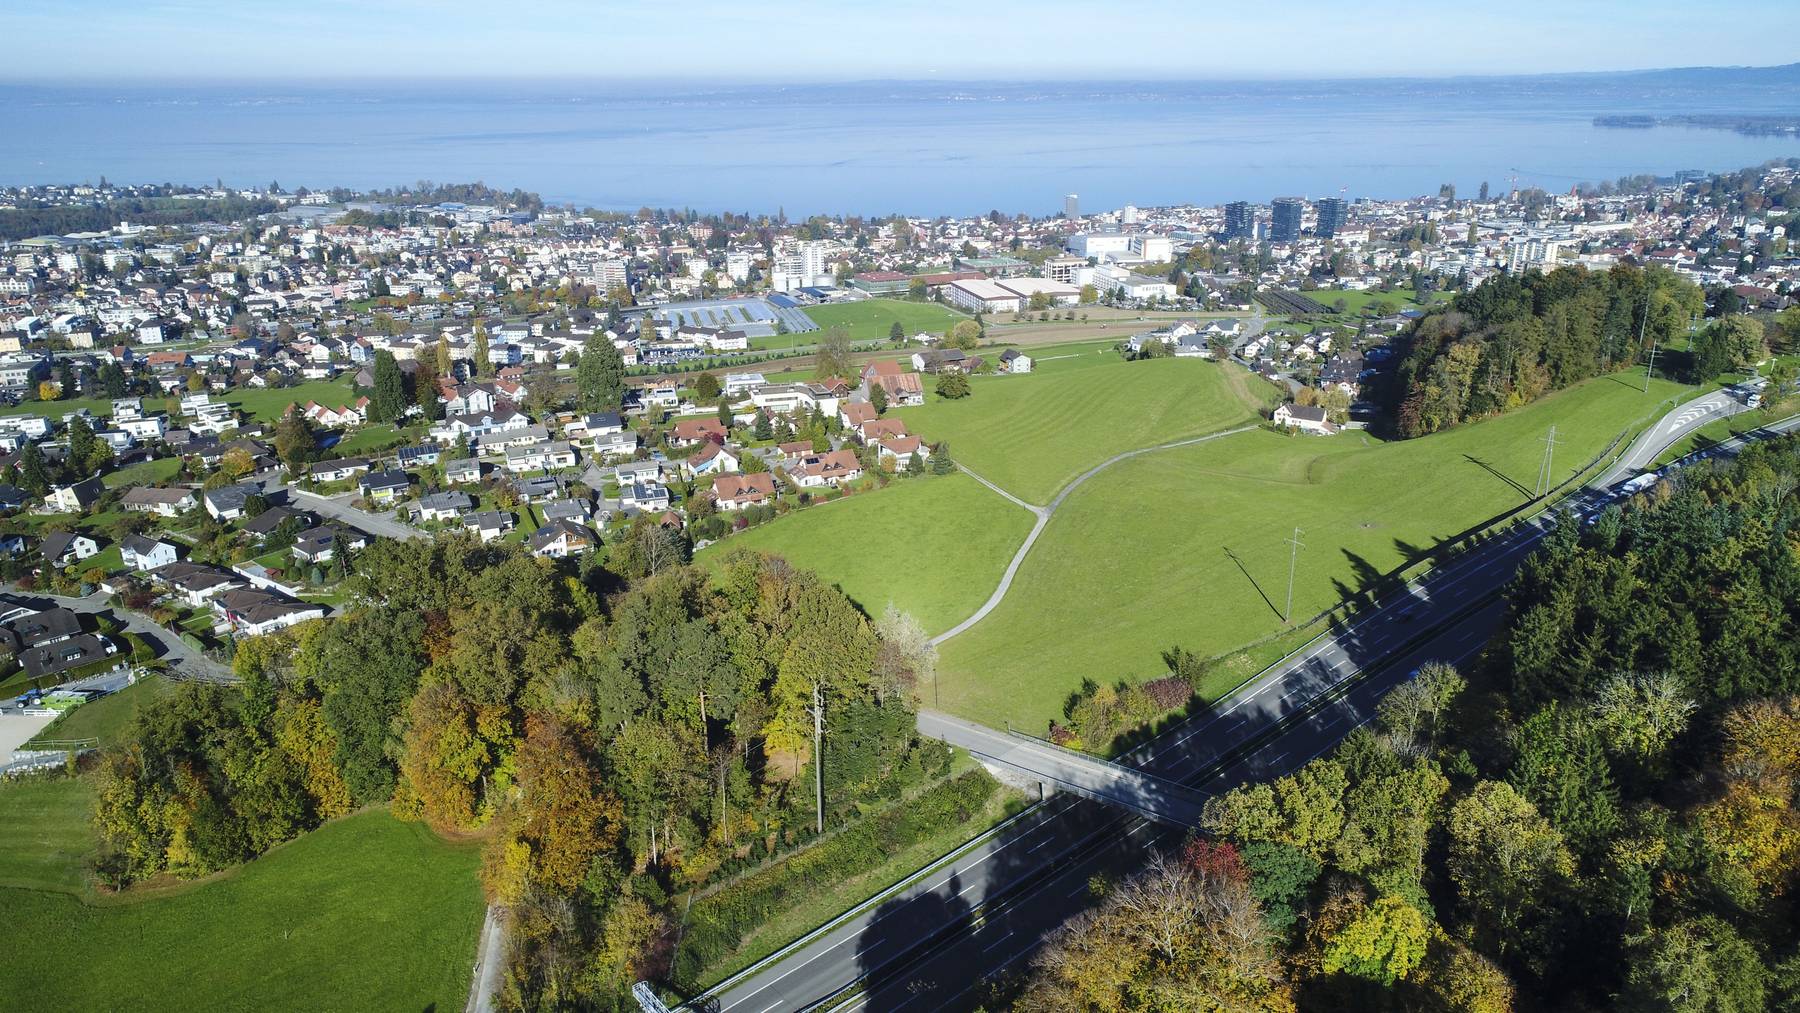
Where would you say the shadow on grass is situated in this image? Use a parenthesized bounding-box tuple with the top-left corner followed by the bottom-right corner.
(1223, 547, 1283, 621)
(1462, 453, 1531, 498)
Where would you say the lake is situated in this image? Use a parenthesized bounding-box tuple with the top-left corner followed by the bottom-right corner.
(3, 75, 1799, 216)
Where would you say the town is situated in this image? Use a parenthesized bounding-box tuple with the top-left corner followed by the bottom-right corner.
(2, 154, 1800, 1013)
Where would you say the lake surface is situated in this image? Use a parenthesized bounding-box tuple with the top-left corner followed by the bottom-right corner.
(3, 76, 1799, 216)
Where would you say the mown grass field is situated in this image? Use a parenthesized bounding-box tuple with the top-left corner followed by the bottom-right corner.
(697, 473, 1034, 635)
(894, 357, 1277, 505)
(0, 794, 484, 1013)
(802, 299, 967, 344)
(102, 455, 184, 488)
(0, 776, 95, 895)
(1310, 287, 1447, 316)
(226, 378, 356, 423)
(925, 374, 1693, 732)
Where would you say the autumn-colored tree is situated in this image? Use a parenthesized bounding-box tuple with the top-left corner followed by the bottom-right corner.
(274, 697, 352, 820)
(396, 681, 490, 831)
(485, 715, 622, 898)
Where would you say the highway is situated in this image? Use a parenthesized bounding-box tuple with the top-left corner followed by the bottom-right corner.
(694, 387, 1788, 1013)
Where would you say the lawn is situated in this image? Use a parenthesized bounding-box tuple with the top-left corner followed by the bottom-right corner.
(331, 423, 409, 456)
(894, 357, 1277, 505)
(226, 378, 356, 423)
(0, 803, 485, 1013)
(1310, 287, 1446, 316)
(102, 455, 184, 488)
(802, 298, 968, 345)
(696, 473, 1035, 636)
(0, 776, 95, 895)
(925, 374, 1694, 733)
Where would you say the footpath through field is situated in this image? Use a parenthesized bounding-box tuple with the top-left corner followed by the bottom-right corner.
(932, 423, 1259, 647)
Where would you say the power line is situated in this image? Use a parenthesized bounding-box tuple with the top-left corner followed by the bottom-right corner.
(1284, 527, 1306, 623)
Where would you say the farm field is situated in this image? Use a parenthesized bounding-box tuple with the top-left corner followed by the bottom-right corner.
(894, 357, 1276, 505)
(697, 472, 1034, 636)
(926, 374, 1693, 733)
(0, 797, 484, 1013)
(802, 299, 967, 344)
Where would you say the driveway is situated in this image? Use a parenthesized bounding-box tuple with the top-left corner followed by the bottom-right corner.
(280, 485, 425, 541)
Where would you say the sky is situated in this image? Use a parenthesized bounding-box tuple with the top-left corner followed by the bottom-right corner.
(6, 0, 1800, 81)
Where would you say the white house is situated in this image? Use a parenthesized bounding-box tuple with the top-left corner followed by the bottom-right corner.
(1273, 403, 1334, 434)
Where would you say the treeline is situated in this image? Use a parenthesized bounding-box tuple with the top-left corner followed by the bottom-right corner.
(0, 195, 279, 241)
(1014, 434, 1800, 1011)
(1387, 265, 1703, 438)
(90, 536, 943, 1010)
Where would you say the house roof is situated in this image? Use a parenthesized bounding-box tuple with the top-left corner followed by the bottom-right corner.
(712, 472, 776, 500)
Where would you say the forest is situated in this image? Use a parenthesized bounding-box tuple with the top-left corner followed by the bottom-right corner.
(1012, 434, 1800, 1011)
(86, 535, 948, 1010)
(1386, 265, 1705, 438)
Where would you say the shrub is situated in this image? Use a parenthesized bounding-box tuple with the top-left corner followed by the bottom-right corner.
(1142, 675, 1192, 711)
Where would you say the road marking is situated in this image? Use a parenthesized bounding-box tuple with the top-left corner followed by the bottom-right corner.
(982, 931, 1014, 953)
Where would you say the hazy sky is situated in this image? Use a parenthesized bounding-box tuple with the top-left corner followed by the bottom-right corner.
(8, 0, 1799, 80)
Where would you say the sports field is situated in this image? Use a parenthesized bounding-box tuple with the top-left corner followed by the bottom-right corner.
(924, 374, 1692, 732)
(0, 794, 483, 1013)
(895, 356, 1277, 504)
(802, 299, 967, 344)
(697, 472, 1033, 635)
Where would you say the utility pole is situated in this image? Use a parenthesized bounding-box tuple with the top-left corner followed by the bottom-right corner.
(1639, 294, 1655, 393)
(810, 683, 825, 836)
(1535, 425, 1562, 497)
(1284, 527, 1305, 623)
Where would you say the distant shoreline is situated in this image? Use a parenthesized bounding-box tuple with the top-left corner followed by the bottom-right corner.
(1595, 113, 1800, 137)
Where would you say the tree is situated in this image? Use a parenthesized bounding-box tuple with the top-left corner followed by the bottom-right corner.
(37, 380, 60, 402)
(370, 350, 407, 424)
(1623, 917, 1768, 1013)
(928, 442, 955, 475)
(888, 321, 904, 343)
(576, 332, 626, 412)
(869, 381, 888, 414)
(1446, 781, 1575, 961)
(1322, 895, 1430, 985)
(17, 441, 48, 496)
(949, 320, 981, 350)
(813, 325, 854, 382)
(483, 714, 623, 898)
(692, 371, 721, 402)
(935, 372, 971, 400)
(435, 333, 453, 377)
(472, 324, 492, 378)
(66, 416, 97, 473)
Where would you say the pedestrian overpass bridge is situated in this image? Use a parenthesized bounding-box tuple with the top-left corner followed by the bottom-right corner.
(916, 709, 1209, 829)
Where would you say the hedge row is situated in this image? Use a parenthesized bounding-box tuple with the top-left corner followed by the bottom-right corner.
(672, 768, 998, 985)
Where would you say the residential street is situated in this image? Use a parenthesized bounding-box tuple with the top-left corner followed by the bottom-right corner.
(4, 585, 235, 682)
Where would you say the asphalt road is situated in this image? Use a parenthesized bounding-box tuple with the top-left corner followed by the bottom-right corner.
(282, 485, 425, 541)
(696, 392, 1791, 1013)
(3, 585, 234, 682)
